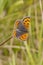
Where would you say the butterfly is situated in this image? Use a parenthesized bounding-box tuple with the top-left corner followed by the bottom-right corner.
(13, 17, 30, 41)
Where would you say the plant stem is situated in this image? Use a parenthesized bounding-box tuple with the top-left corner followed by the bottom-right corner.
(24, 41, 35, 65)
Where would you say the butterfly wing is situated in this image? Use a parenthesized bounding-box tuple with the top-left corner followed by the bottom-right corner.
(22, 17, 30, 29)
(19, 33, 28, 40)
(17, 21, 28, 32)
(15, 20, 21, 28)
(14, 29, 28, 41)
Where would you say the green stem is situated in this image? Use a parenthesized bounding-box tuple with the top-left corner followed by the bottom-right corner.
(24, 41, 35, 65)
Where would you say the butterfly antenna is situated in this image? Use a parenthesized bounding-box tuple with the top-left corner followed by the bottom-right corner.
(0, 36, 13, 46)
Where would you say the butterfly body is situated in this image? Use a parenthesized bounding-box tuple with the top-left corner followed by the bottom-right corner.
(17, 21, 28, 32)
(14, 17, 30, 41)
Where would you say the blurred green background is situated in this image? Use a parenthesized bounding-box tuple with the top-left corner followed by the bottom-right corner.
(0, 0, 43, 65)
